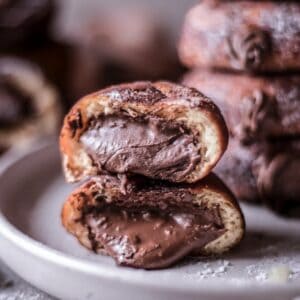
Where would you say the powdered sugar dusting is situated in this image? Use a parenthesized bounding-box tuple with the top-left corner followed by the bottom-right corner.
(176, 204, 300, 286)
(183, 259, 232, 280)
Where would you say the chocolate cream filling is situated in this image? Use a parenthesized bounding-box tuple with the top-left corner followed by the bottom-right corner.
(80, 116, 201, 181)
(0, 78, 33, 128)
(83, 191, 225, 269)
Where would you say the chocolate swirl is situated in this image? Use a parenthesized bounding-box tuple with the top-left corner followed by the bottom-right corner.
(0, 77, 33, 127)
(256, 152, 300, 216)
(238, 90, 277, 144)
(228, 25, 270, 71)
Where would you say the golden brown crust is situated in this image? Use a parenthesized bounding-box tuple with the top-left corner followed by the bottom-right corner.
(183, 69, 300, 143)
(178, 0, 300, 72)
(62, 173, 245, 256)
(60, 81, 228, 183)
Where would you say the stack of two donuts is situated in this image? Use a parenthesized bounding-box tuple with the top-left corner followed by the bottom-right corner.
(59, 81, 244, 269)
(179, 0, 300, 216)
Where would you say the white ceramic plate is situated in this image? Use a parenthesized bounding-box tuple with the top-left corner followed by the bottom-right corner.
(0, 144, 299, 300)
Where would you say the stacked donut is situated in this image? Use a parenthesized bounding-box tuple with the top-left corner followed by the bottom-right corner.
(179, 0, 300, 216)
(59, 81, 244, 269)
(0, 57, 60, 153)
(0, 0, 75, 154)
(0, 0, 73, 107)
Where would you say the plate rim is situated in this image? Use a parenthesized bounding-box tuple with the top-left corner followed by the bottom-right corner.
(0, 143, 299, 296)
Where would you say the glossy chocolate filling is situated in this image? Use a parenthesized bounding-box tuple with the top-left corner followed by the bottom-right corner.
(80, 116, 201, 181)
(83, 192, 225, 269)
(0, 79, 33, 127)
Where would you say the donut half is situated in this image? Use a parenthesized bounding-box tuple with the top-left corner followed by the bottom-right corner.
(62, 174, 244, 269)
(60, 81, 228, 183)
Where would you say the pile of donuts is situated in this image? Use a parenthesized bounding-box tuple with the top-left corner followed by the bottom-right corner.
(60, 82, 244, 269)
(179, 0, 300, 216)
(0, 0, 181, 155)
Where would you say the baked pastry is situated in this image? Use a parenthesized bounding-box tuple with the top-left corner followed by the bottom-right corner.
(183, 69, 300, 144)
(0, 0, 55, 50)
(60, 81, 228, 183)
(215, 138, 260, 204)
(67, 45, 103, 101)
(0, 57, 61, 151)
(8, 39, 75, 109)
(178, 0, 300, 72)
(256, 139, 300, 215)
(216, 138, 300, 216)
(73, 8, 182, 85)
(0, 0, 78, 108)
(88, 9, 182, 80)
(62, 174, 245, 269)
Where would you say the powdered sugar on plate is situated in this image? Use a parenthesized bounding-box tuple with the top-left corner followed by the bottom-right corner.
(177, 203, 300, 285)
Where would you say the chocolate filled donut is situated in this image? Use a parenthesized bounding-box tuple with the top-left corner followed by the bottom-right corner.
(62, 174, 244, 269)
(74, 9, 183, 86)
(0, 57, 61, 151)
(0, 0, 55, 50)
(8, 39, 75, 108)
(216, 138, 300, 216)
(178, 0, 300, 72)
(183, 69, 300, 143)
(215, 139, 261, 204)
(0, 77, 33, 128)
(255, 139, 300, 215)
(60, 81, 228, 183)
